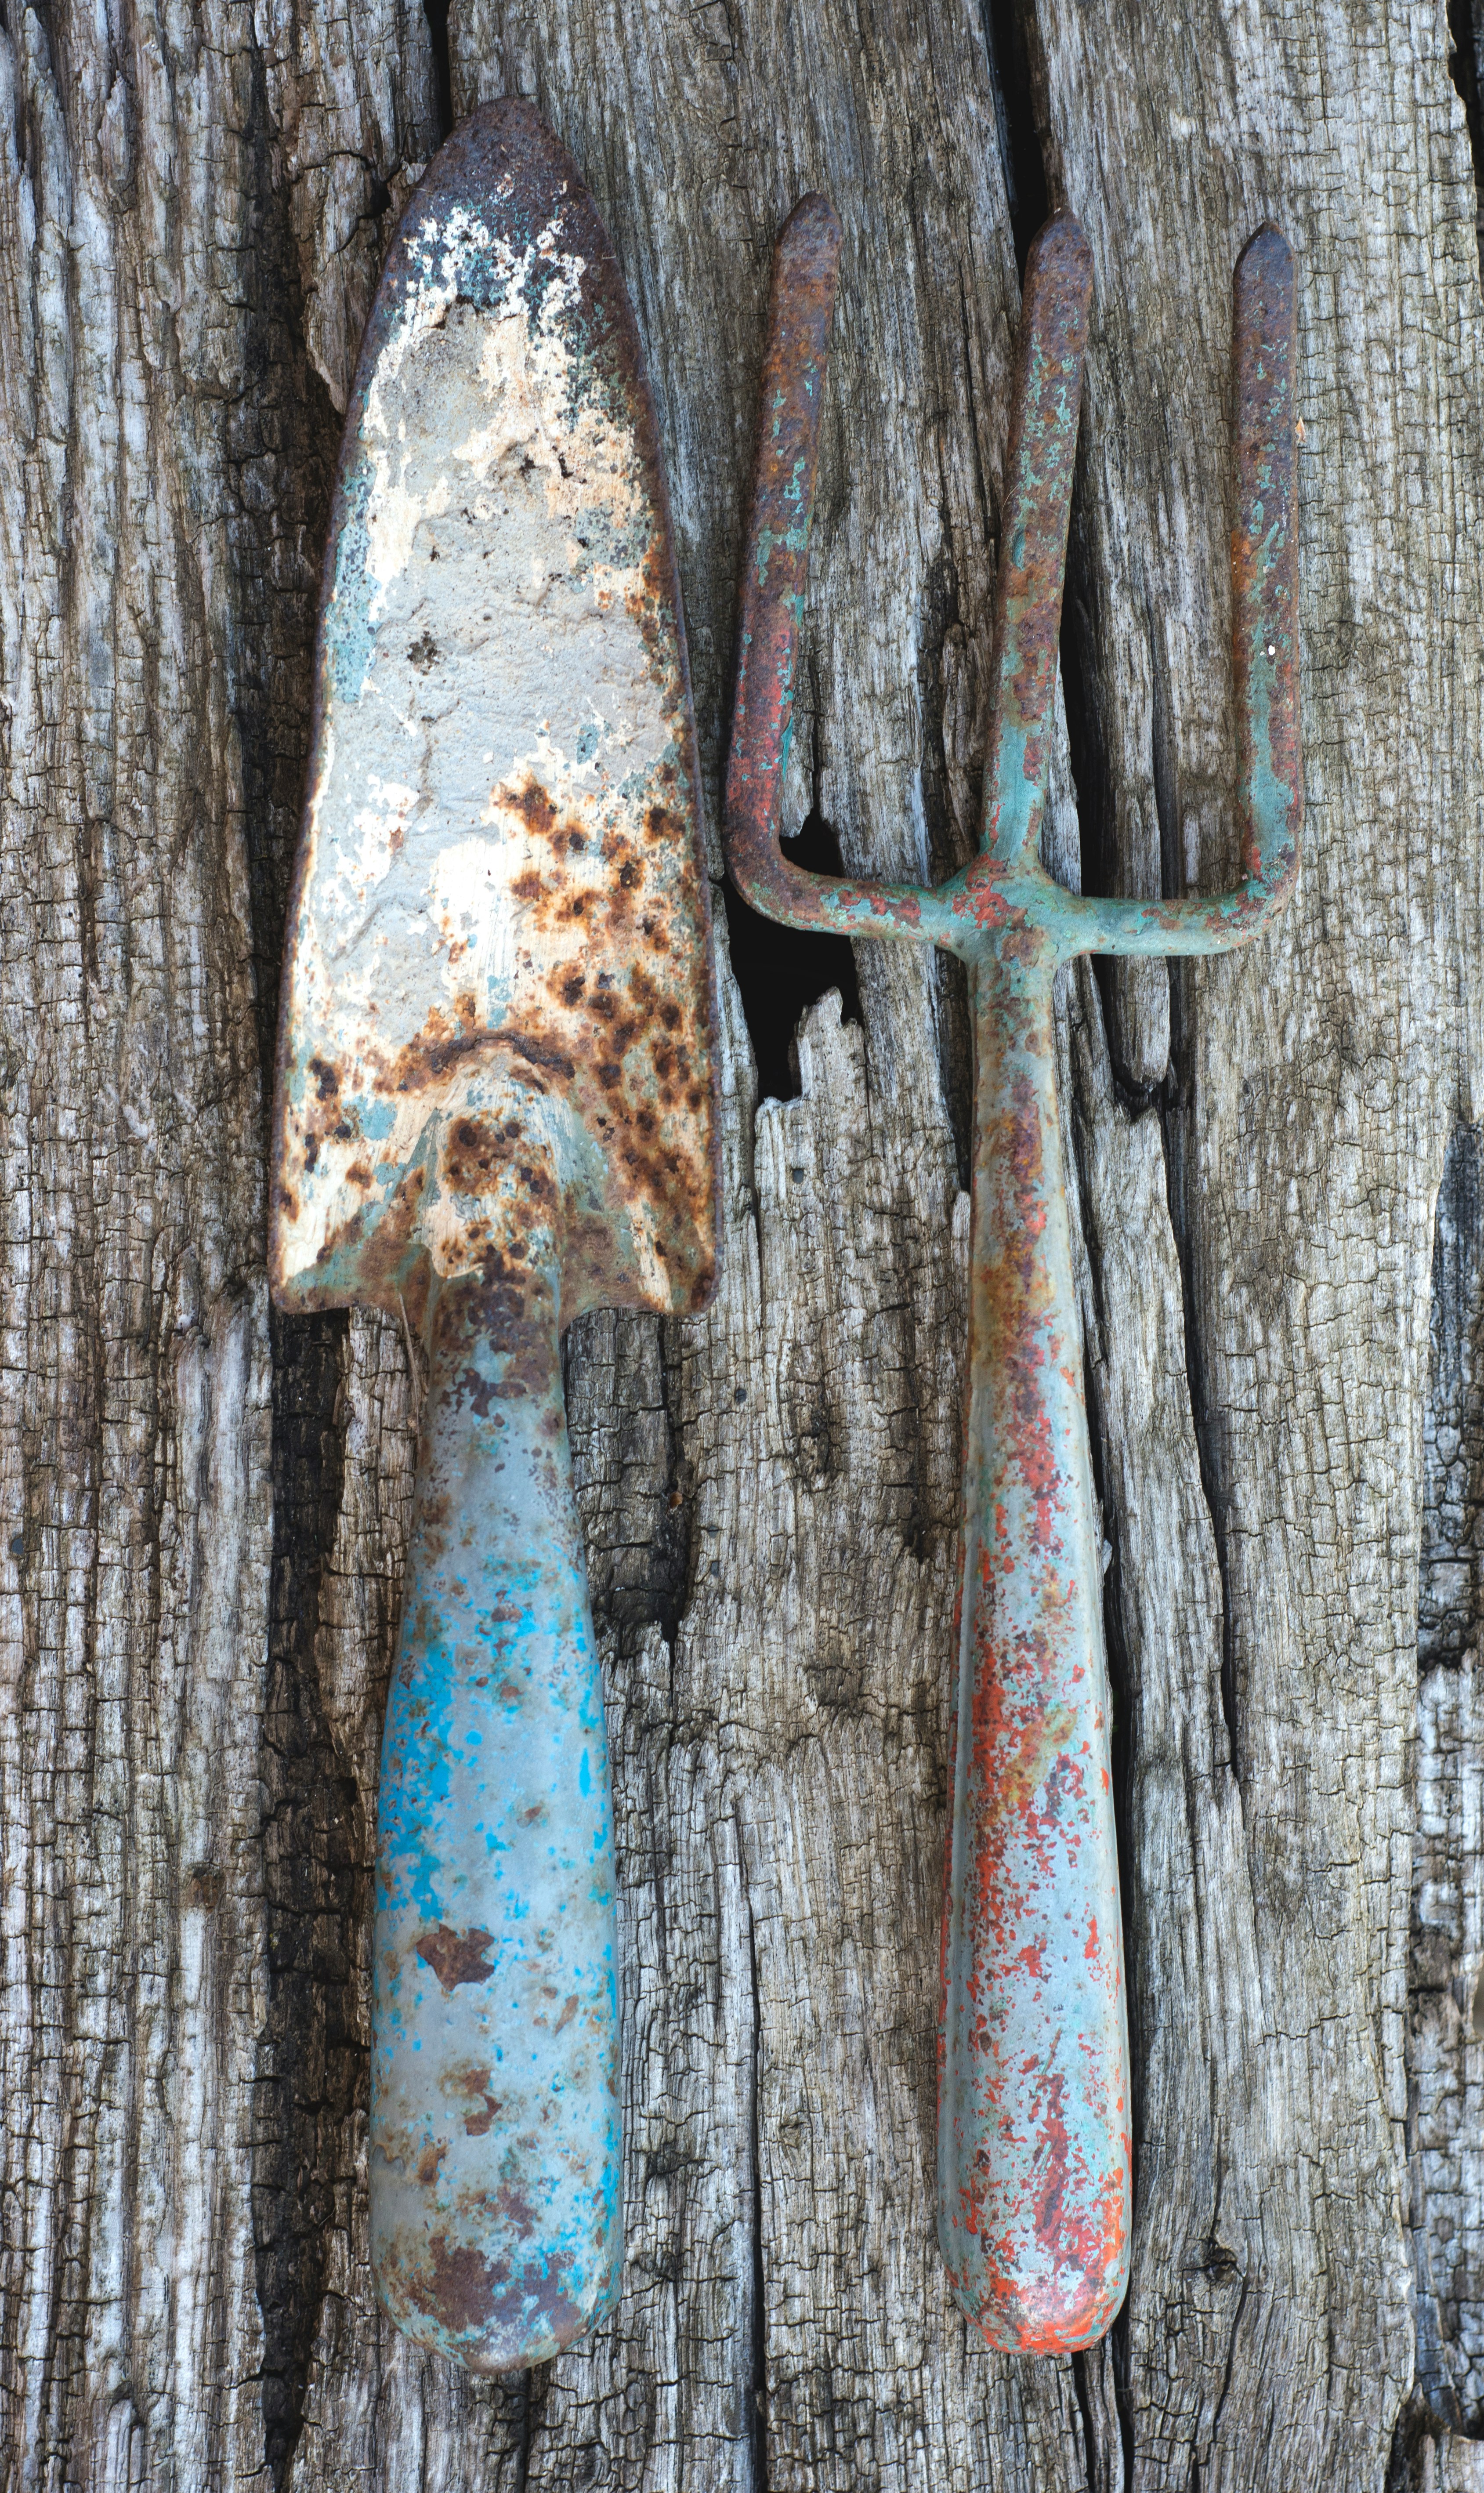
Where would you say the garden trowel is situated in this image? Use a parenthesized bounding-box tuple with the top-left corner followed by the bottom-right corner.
(270, 101, 718, 2372)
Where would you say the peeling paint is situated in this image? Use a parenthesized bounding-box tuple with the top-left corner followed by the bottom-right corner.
(725, 201, 1301, 2352)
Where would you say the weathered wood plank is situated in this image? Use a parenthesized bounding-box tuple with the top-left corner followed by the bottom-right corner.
(4, 0, 1484, 2485)
(0, 1, 435, 2480)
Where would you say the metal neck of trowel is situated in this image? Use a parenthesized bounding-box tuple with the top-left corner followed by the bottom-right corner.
(725, 198, 1300, 2352)
(270, 101, 719, 2372)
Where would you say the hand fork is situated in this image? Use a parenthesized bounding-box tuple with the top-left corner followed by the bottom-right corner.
(724, 199, 1300, 2352)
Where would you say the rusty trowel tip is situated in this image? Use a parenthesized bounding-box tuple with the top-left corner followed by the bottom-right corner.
(420, 94, 573, 170)
(396, 98, 581, 234)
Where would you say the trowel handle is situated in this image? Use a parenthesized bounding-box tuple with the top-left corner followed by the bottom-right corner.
(937, 961, 1132, 2353)
(369, 1269, 622, 2372)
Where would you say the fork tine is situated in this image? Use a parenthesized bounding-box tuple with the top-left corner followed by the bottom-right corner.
(981, 213, 1093, 870)
(724, 195, 842, 917)
(1064, 222, 1301, 962)
(1231, 224, 1301, 910)
(724, 196, 958, 945)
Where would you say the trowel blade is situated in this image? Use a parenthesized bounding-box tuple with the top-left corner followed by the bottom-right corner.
(270, 100, 718, 1335)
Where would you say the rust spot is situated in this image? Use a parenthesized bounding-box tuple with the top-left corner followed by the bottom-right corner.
(494, 1026, 575, 1083)
(423, 2235, 501, 2331)
(418, 2232, 587, 2351)
(416, 1924, 497, 1992)
(493, 2181, 538, 2238)
(444, 1115, 507, 1191)
(378, 995, 489, 1095)
(417, 2139, 447, 2185)
(508, 775, 556, 841)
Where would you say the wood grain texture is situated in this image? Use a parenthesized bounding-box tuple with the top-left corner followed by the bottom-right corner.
(2, 0, 1484, 2484)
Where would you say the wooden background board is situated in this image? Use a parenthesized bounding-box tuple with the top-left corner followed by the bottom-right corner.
(1, 0, 1483, 2484)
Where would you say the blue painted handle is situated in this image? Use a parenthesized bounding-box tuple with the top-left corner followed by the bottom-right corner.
(369, 1269, 622, 2370)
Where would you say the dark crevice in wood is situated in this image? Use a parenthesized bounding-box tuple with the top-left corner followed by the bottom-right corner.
(918, 529, 975, 1191)
(1069, 2349, 1100, 2492)
(1386, 2394, 1458, 2491)
(254, 1305, 358, 2490)
(1405, 1123, 1484, 2443)
(722, 696, 863, 1103)
(1206, 2264, 1249, 2457)
(653, 1324, 698, 1649)
(513, 2364, 543, 2490)
(1057, 508, 1121, 1017)
(1144, 602, 1180, 1068)
(423, 0, 454, 144)
(746, 1889, 770, 2493)
(1447, 0, 1484, 268)
(1059, 562, 1161, 1116)
(1111, 2305, 1137, 2488)
(976, 0, 1049, 274)
(1158, 1074, 1242, 1786)
(233, 39, 363, 2484)
(564, 1311, 693, 1650)
(1405, 2078, 1466, 2437)
(1147, 605, 1181, 909)
(233, 122, 340, 1069)
(1419, 1127, 1484, 1671)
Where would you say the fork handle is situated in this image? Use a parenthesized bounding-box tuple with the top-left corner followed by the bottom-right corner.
(937, 955, 1132, 2352)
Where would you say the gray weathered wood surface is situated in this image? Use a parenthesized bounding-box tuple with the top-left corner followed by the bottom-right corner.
(3, 0, 1484, 2484)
